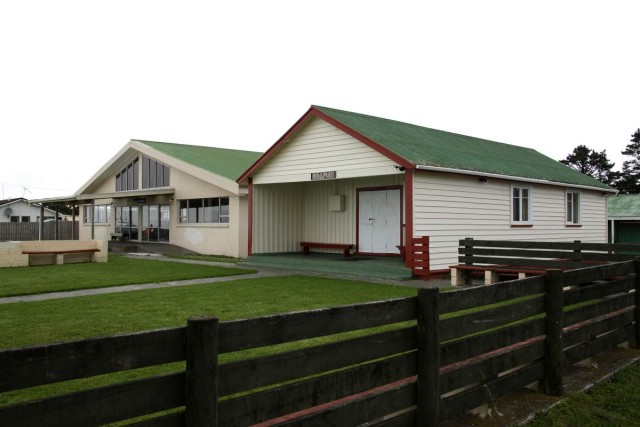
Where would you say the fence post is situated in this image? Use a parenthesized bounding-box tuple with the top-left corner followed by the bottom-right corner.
(186, 316, 219, 426)
(634, 258, 640, 349)
(542, 269, 564, 396)
(573, 240, 582, 261)
(417, 288, 440, 426)
(463, 237, 473, 285)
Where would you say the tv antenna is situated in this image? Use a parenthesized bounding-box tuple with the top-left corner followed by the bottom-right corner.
(22, 187, 32, 198)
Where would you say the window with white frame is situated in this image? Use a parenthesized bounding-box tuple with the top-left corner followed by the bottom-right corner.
(83, 204, 111, 223)
(511, 185, 532, 224)
(566, 190, 581, 225)
(179, 197, 229, 224)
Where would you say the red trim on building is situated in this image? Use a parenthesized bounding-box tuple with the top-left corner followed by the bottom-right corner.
(237, 106, 412, 184)
(237, 106, 318, 184)
(404, 168, 414, 268)
(313, 108, 412, 169)
(247, 178, 253, 256)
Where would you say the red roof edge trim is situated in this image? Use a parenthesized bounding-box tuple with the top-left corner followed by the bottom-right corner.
(237, 106, 317, 184)
(237, 106, 412, 183)
(312, 108, 412, 169)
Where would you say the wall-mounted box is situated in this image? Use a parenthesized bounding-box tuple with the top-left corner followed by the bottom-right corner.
(329, 195, 345, 212)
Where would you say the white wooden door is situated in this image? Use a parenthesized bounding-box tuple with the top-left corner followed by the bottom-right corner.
(358, 189, 401, 254)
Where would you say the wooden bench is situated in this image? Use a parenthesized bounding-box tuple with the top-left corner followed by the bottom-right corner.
(22, 248, 100, 265)
(300, 242, 354, 257)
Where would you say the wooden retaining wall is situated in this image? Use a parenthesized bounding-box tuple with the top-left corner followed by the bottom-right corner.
(0, 260, 638, 426)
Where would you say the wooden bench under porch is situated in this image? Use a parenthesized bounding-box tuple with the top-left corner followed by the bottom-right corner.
(300, 242, 354, 257)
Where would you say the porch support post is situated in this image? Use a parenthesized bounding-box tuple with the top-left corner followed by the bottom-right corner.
(39, 205, 44, 241)
(71, 204, 76, 240)
(404, 168, 414, 268)
(90, 200, 95, 240)
(55, 206, 59, 240)
(247, 178, 253, 256)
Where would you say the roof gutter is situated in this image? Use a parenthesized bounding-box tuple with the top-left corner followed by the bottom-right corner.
(415, 165, 617, 193)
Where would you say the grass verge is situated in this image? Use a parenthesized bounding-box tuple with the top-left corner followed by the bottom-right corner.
(0, 255, 255, 297)
(528, 361, 640, 426)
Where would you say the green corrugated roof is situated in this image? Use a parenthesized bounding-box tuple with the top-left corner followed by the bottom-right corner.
(608, 195, 640, 218)
(136, 140, 262, 181)
(315, 106, 613, 190)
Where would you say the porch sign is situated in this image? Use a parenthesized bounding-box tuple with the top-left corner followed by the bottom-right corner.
(311, 171, 336, 181)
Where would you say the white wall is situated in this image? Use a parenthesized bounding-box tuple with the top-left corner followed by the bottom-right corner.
(252, 175, 405, 254)
(0, 201, 59, 223)
(253, 117, 401, 184)
(413, 170, 608, 270)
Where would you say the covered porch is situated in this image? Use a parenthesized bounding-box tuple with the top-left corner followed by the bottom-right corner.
(242, 252, 414, 281)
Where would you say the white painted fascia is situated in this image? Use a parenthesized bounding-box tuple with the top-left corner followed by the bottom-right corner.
(415, 165, 617, 193)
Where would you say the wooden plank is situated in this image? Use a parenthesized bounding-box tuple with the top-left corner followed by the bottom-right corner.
(0, 327, 185, 393)
(219, 326, 415, 396)
(564, 309, 634, 348)
(365, 408, 416, 427)
(0, 372, 184, 427)
(441, 361, 544, 420)
(441, 318, 545, 367)
(563, 261, 634, 284)
(563, 276, 634, 307)
(417, 288, 439, 426)
(440, 276, 544, 314)
(441, 339, 545, 394)
(126, 411, 185, 427)
(218, 296, 417, 353)
(272, 379, 416, 426)
(543, 269, 564, 396)
(564, 293, 635, 328)
(458, 247, 636, 262)
(185, 317, 218, 426)
(457, 239, 640, 253)
(440, 296, 545, 342)
(458, 255, 585, 269)
(220, 353, 415, 426)
(635, 258, 640, 349)
(564, 326, 634, 366)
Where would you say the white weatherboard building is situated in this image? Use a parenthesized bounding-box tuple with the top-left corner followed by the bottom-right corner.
(238, 106, 615, 274)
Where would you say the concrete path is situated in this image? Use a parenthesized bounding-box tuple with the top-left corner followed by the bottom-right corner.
(0, 254, 446, 305)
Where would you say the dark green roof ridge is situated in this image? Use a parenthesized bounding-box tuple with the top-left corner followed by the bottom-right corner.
(135, 139, 262, 181)
(314, 106, 612, 190)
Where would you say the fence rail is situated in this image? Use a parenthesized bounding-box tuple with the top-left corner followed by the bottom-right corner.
(0, 222, 78, 241)
(0, 259, 638, 426)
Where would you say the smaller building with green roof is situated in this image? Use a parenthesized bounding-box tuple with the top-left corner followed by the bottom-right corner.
(607, 194, 640, 244)
(238, 105, 615, 273)
(34, 139, 262, 257)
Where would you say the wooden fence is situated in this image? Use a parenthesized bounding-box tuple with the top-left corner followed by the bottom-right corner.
(1, 260, 638, 426)
(0, 222, 78, 241)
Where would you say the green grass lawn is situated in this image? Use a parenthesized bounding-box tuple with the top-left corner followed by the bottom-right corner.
(528, 362, 640, 426)
(0, 255, 255, 297)
(0, 275, 415, 349)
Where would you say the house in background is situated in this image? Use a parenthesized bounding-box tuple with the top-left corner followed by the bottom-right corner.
(33, 140, 262, 257)
(238, 106, 616, 274)
(0, 198, 62, 223)
(607, 194, 640, 244)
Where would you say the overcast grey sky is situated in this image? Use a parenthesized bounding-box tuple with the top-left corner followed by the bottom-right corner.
(1, 1, 638, 199)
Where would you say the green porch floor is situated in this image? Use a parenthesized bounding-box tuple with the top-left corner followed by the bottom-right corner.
(240, 253, 413, 281)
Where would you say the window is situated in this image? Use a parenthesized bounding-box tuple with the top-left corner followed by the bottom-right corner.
(512, 186, 532, 224)
(142, 156, 170, 189)
(116, 158, 139, 192)
(179, 197, 229, 224)
(566, 191, 581, 225)
(83, 205, 111, 223)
